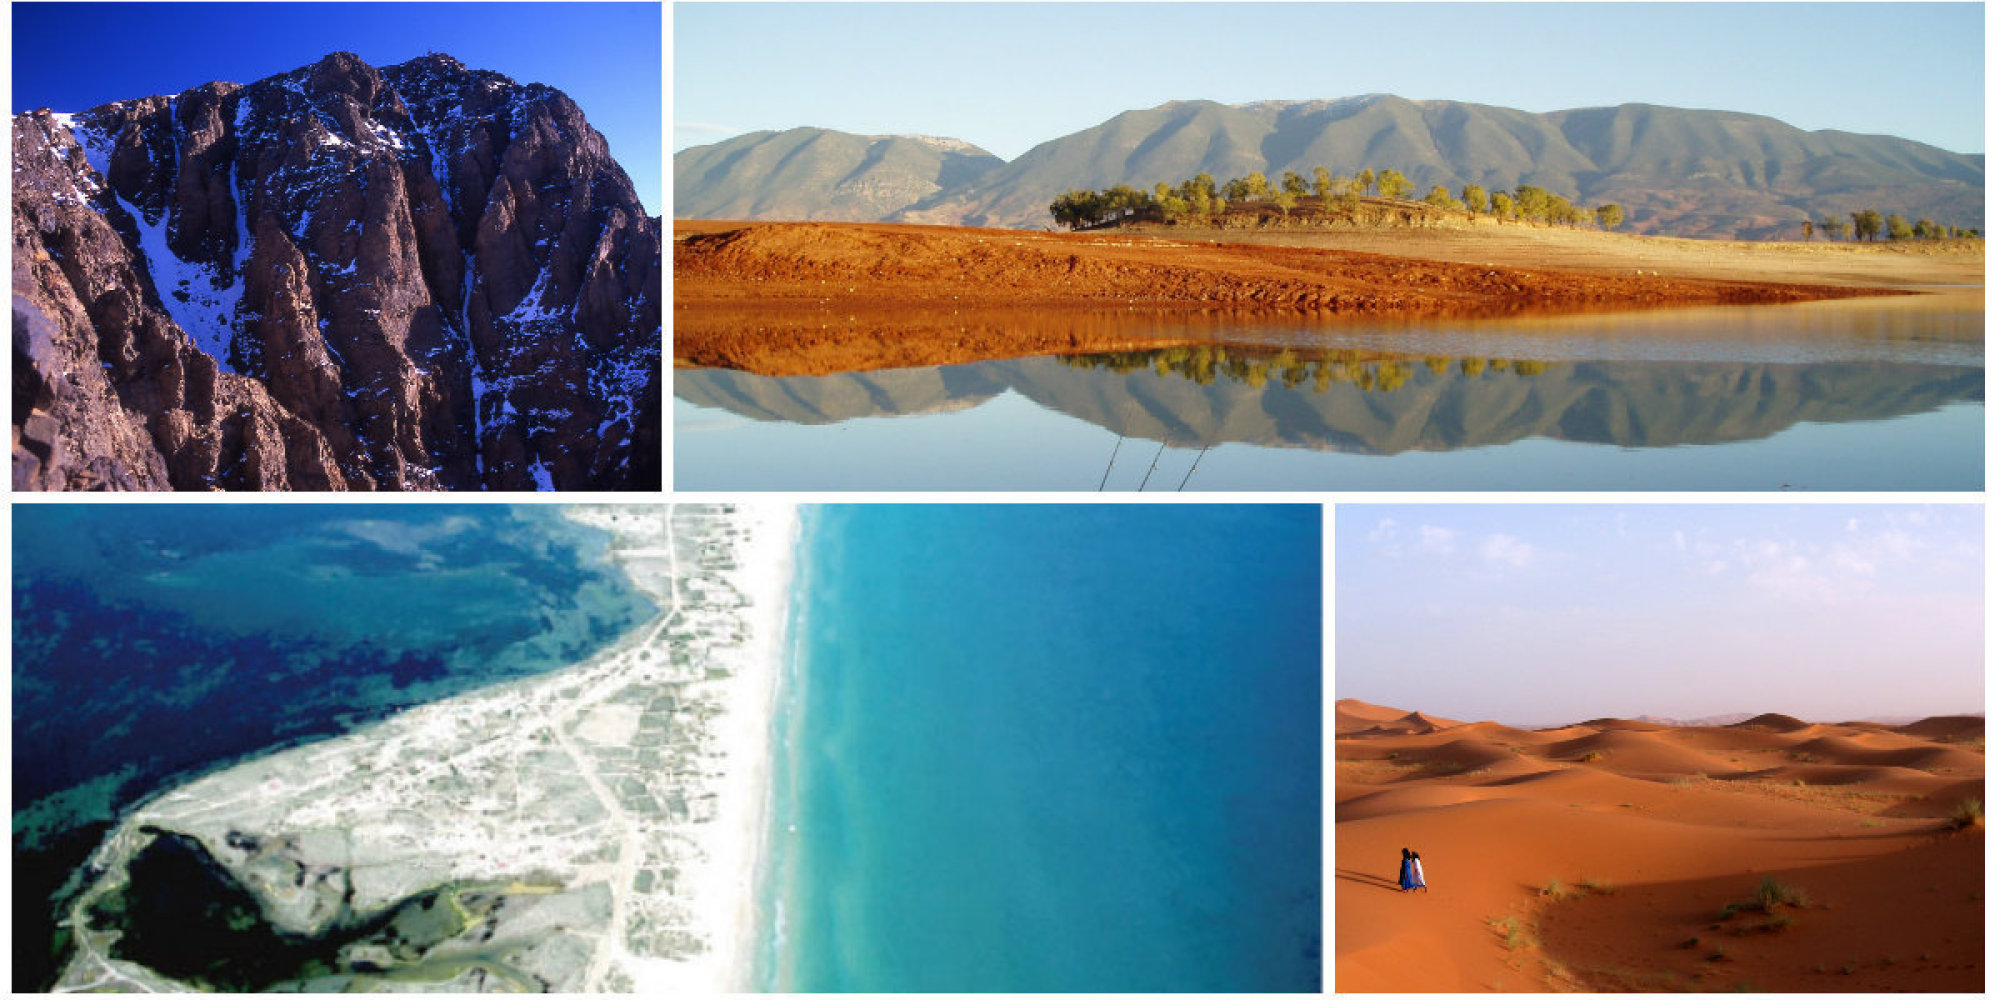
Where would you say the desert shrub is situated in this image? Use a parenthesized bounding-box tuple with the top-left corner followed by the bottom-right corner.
(1681, 936, 1701, 949)
(1578, 751, 1603, 763)
(1488, 914, 1532, 951)
(1755, 877, 1809, 912)
(1541, 879, 1569, 900)
(1947, 797, 1983, 829)
(1581, 877, 1611, 893)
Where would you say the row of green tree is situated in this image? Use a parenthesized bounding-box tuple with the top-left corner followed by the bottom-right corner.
(1059, 347, 1554, 393)
(1803, 210, 1976, 242)
(1049, 168, 1624, 231)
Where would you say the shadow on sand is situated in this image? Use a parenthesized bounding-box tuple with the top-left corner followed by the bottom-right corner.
(1336, 867, 1405, 893)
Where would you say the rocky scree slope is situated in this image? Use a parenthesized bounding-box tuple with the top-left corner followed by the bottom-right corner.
(14, 51, 660, 490)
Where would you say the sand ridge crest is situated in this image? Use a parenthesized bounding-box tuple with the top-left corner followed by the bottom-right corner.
(1337, 701, 1982, 992)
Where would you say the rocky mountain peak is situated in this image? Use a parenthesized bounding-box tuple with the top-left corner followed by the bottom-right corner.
(305, 50, 384, 104)
(14, 51, 660, 491)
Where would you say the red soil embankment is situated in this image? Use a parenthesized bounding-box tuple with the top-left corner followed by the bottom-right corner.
(675, 221, 1895, 317)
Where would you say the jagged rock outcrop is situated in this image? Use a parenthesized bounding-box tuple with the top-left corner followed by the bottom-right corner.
(14, 51, 660, 490)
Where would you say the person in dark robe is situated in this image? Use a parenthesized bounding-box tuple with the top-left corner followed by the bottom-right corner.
(1398, 847, 1415, 891)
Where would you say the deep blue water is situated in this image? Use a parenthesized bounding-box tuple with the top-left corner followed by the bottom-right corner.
(764, 504, 1322, 992)
(13, 504, 655, 821)
(11, 503, 657, 987)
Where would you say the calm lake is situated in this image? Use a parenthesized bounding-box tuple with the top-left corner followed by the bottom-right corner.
(675, 292, 1981, 491)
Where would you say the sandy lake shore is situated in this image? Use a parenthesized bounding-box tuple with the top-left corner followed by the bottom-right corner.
(673, 221, 1976, 374)
(674, 221, 1904, 315)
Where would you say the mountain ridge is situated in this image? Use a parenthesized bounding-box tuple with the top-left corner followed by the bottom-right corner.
(15, 50, 661, 491)
(676, 94, 1982, 239)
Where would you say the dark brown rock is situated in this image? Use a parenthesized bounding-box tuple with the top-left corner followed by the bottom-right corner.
(12, 51, 660, 490)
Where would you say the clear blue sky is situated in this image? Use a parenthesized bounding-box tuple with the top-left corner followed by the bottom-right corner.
(1337, 505, 1983, 727)
(675, 2, 1983, 159)
(14, 2, 661, 213)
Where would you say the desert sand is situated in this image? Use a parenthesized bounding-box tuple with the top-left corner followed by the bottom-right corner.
(1336, 699, 1982, 992)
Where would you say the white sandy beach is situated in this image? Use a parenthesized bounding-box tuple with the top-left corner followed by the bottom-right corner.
(621, 503, 798, 993)
(51, 503, 800, 993)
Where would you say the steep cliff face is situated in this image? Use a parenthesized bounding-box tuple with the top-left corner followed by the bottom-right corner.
(13, 52, 660, 490)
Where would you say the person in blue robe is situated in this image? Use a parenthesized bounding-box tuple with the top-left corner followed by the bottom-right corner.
(1398, 847, 1415, 891)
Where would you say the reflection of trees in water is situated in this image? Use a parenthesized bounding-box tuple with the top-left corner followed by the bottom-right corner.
(1059, 347, 1552, 393)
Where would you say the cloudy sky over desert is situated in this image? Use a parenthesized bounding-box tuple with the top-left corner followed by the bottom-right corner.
(1338, 504, 1982, 725)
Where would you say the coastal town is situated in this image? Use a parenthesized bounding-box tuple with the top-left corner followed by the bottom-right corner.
(52, 505, 794, 993)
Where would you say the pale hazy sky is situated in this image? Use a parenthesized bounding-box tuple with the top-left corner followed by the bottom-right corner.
(1336, 505, 1983, 727)
(674, 3, 1983, 159)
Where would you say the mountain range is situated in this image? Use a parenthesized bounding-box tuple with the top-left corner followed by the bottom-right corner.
(676, 355, 1981, 455)
(675, 95, 1983, 240)
(15, 52, 661, 491)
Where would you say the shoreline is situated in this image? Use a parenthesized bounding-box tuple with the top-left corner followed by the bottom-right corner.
(673, 285, 1981, 378)
(674, 220, 1907, 321)
(50, 505, 798, 992)
(650, 503, 799, 993)
(671, 220, 1964, 377)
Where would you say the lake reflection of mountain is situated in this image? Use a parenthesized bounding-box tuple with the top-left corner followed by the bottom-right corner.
(675, 349, 1984, 455)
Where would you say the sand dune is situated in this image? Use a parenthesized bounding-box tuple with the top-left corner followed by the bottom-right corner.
(1574, 717, 1670, 732)
(1652, 725, 1801, 754)
(1336, 703, 1982, 992)
(1449, 721, 1544, 743)
(1535, 729, 1740, 777)
(1726, 762, 1950, 793)
(1337, 698, 1420, 732)
(1731, 712, 1810, 732)
(1397, 737, 1529, 773)
(1336, 699, 1465, 735)
(1896, 714, 1986, 742)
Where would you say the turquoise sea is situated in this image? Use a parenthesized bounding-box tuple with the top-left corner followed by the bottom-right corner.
(762, 504, 1322, 992)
